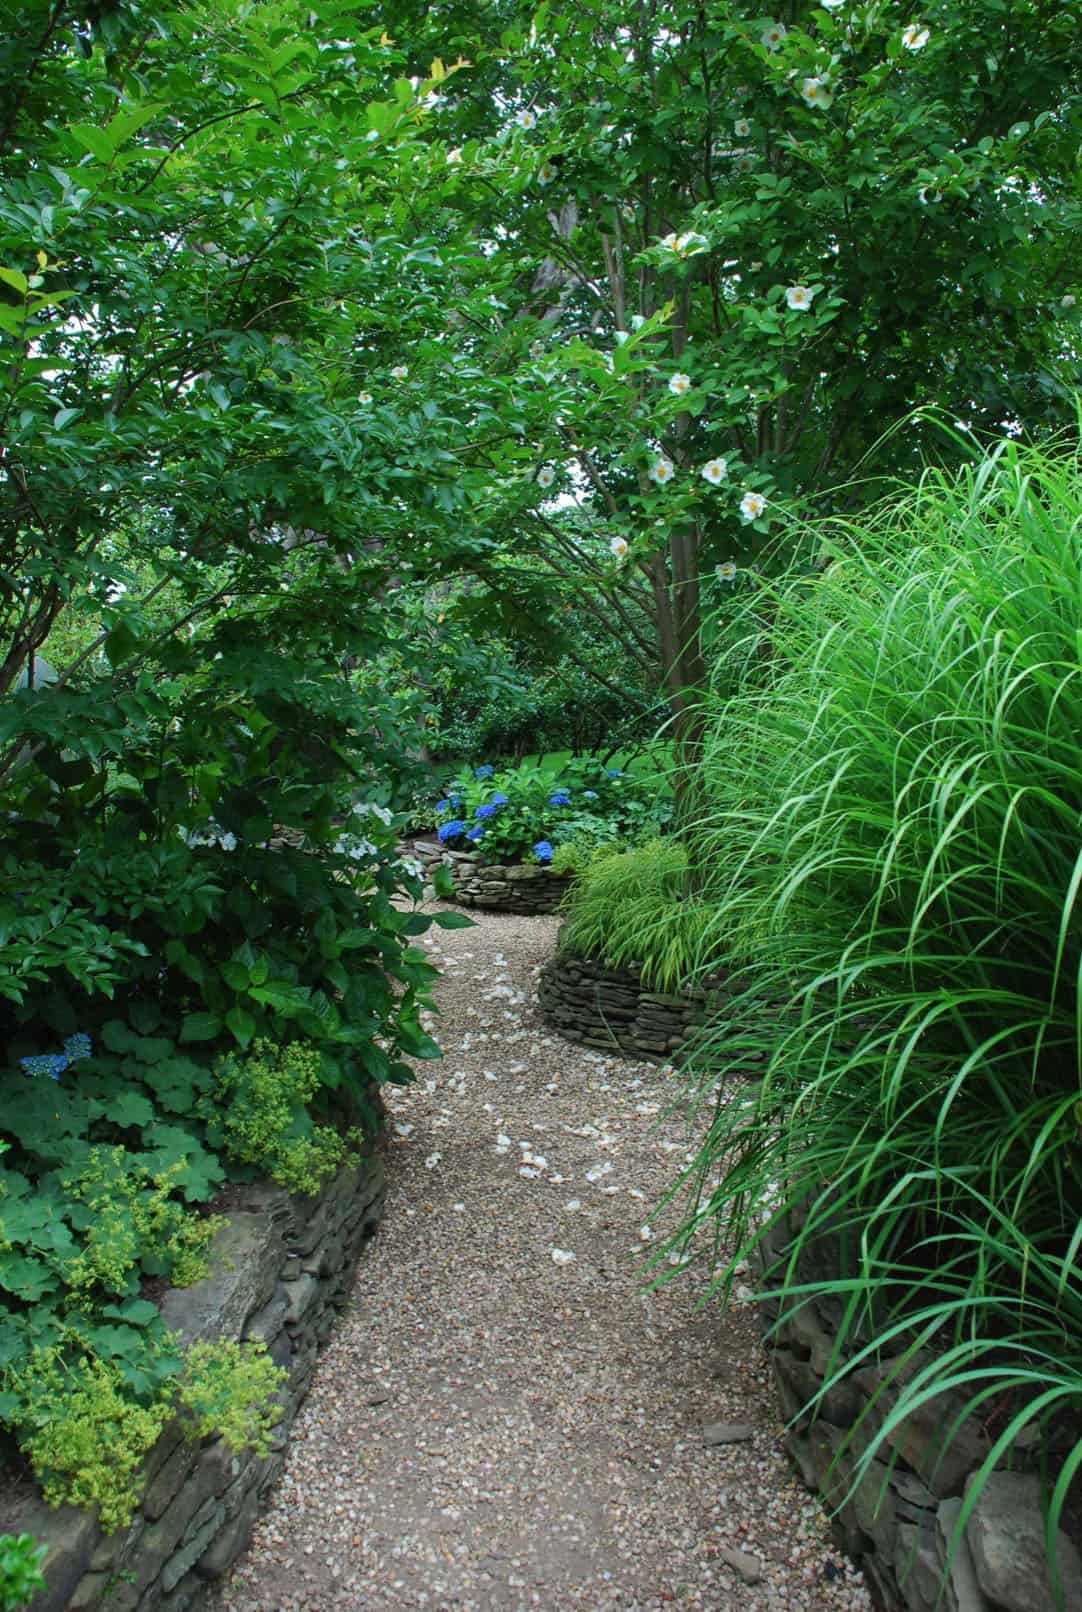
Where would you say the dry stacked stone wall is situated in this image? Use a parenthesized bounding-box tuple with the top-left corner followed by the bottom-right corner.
(412, 839, 572, 915)
(537, 937, 727, 1062)
(758, 1207, 1082, 1612)
(7, 1147, 386, 1612)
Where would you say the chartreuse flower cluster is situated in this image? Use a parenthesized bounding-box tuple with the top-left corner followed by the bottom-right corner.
(432, 757, 671, 870)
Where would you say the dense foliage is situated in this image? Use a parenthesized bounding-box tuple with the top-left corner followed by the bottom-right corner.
(673, 441, 1082, 1555)
(431, 756, 671, 866)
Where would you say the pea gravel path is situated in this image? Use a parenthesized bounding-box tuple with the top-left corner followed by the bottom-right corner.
(217, 907, 872, 1612)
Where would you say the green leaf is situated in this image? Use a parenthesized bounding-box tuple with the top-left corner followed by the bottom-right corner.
(179, 1011, 221, 1043)
(432, 910, 475, 929)
(225, 1006, 256, 1046)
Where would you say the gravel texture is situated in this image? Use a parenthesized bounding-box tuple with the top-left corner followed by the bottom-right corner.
(216, 907, 873, 1612)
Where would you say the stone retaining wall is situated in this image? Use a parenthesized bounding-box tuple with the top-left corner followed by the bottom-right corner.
(757, 1209, 1082, 1612)
(537, 938, 727, 1061)
(8, 1147, 386, 1612)
(412, 839, 572, 915)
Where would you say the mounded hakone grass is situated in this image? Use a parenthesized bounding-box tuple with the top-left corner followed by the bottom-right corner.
(557, 839, 719, 993)
(667, 439, 1082, 1589)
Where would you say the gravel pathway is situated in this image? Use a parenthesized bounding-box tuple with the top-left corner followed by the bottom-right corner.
(217, 907, 872, 1612)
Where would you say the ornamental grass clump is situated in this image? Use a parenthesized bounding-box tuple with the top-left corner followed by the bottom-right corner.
(558, 840, 719, 992)
(674, 441, 1082, 1573)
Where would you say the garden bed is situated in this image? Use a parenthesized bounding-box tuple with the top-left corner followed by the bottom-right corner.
(536, 932, 728, 1061)
(4, 1145, 386, 1612)
(756, 1205, 1082, 1612)
(412, 840, 572, 915)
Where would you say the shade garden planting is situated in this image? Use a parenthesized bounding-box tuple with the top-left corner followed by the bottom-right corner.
(3, 0, 1082, 1604)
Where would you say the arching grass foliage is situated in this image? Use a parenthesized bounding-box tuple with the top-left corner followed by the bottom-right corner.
(675, 439, 1082, 1572)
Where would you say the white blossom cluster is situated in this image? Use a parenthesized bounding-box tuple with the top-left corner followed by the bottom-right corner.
(179, 822, 237, 851)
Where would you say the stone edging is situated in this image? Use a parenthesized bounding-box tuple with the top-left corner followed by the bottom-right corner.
(757, 1209, 1082, 1612)
(9, 1147, 386, 1612)
(412, 839, 572, 914)
(536, 935, 727, 1062)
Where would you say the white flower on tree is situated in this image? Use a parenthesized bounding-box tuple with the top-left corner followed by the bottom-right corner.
(610, 535, 629, 561)
(668, 372, 692, 396)
(785, 284, 816, 310)
(514, 107, 537, 130)
(537, 159, 557, 185)
(390, 364, 409, 380)
(761, 21, 787, 50)
(902, 23, 930, 48)
(716, 560, 738, 582)
(734, 117, 752, 137)
(358, 390, 373, 404)
(536, 464, 556, 488)
(701, 458, 728, 485)
(740, 491, 766, 521)
(918, 184, 942, 205)
(648, 456, 675, 484)
(801, 75, 833, 108)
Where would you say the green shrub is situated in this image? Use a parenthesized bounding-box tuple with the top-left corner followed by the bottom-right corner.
(432, 757, 671, 866)
(558, 840, 718, 991)
(675, 440, 1082, 1577)
(0, 1535, 46, 1611)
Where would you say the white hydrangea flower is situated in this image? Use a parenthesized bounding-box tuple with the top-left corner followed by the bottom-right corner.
(536, 464, 556, 488)
(761, 21, 787, 49)
(734, 117, 752, 137)
(514, 108, 537, 130)
(785, 284, 816, 310)
(716, 560, 738, 582)
(801, 75, 833, 109)
(648, 456, 675, 485)
(668, 372, 692, 396)
(537, 159, 557, 185)
(358, 390, 373, 405)
(740, 491, 766, 521)
(610, 535, 629, 561)
(701, 458, 728, 486)
(390, 364, 409, 380)
(902, 23, 930, 49)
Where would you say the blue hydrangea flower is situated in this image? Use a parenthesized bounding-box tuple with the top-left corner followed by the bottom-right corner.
(63, 1033, 92, 1063)
(606, 768, 622, 777)
(474, 764, 495, 778)
(490, 792, 509, 805)
(435, 799, 450, 813)
(449, 792, 462, 806)
(533, 840, 554, 862)
(20, 1053, 68, 1081)
(547, 789, 571, 806)
(474, 802, 496, 819)
(467, 825, 484, 842)
(437, 819, 466, 842)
